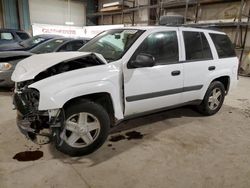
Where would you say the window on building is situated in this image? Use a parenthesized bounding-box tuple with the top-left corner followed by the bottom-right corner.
(209, 33, 236, 58)
(183, 31, 212, 61)
(132, 31, 179, 65)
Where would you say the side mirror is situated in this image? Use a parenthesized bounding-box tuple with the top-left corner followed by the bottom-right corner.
(128, 53, 156, 68)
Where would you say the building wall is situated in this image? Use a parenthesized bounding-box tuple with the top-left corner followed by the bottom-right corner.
(1, 0, 19, 29)
(28, 0, 86, 26)
(0, 2, 3, 28)
(97, 0, 149, 25)
(95, 0, 250, 70)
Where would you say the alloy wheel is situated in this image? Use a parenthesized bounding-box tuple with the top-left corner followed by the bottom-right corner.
(208, 88, 222, 110)
(61, 112, 101, 148)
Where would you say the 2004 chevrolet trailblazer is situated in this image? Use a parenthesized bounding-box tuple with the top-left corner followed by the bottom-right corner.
(12, 27, 238, 156)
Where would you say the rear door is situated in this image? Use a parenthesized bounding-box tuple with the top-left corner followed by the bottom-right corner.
(123, 29, 184, 116)
(180, 28, 216, 102)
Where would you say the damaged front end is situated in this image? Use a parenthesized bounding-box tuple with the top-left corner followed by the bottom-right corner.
(12, 52, 108, 145)
(13, 81, 62, 145)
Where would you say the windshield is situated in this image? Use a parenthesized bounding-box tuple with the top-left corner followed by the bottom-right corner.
(79, 29, 144, 62)
(30, 39, 67, 54)
(20, 36, 47, 48)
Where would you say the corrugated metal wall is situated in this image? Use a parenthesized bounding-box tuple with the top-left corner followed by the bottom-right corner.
(28, 0, 86, 26)
(1, 0, 19, 29)
(18, 0, 31, 31)
(1, 0, 31, 31)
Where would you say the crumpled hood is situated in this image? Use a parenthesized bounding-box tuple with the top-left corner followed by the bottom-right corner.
(11, 51, 107, 82)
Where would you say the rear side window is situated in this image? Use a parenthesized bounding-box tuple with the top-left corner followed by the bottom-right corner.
(183, 31, 212, 61)
(58, 40, 84, 52)
(0, 32, 14, 40)
(209, 33, 236, 58)
(132, 31, 179, 65)
(16, 32, 30, 40)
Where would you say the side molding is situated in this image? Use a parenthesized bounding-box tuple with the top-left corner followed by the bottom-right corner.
(126, 85, 203, 102)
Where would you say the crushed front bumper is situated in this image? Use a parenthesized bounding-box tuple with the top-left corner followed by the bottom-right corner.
(13, 93, 35, 137)
(13, 91, 53, 144)
(16, 112, 35, 137)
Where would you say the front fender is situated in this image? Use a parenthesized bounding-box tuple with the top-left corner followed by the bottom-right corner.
(30, 80, 124, 120)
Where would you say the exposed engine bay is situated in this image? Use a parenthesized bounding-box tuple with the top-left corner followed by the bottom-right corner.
(34, 54, 104, 82)
(13, 53, 104, 144)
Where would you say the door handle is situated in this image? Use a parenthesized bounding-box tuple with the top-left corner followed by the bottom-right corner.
(171, 70, 181, 76)
(208, 66, 216, 71)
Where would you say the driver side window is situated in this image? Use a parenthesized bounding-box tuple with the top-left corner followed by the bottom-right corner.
(131, 31, 179, 65)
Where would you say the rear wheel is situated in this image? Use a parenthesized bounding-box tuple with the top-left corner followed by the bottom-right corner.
(197, 81, 225, 116)
(54, 100, 110, 156)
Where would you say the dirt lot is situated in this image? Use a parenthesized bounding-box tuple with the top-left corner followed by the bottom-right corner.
(0, 77, 250, 188)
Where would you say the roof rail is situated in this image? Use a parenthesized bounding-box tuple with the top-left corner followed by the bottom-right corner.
(159, 23, 220, 31)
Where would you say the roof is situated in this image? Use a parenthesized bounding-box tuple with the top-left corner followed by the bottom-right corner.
(34, 34, 63, 39)
(44, 37, 91, 42)
(113, 26, 225, 34)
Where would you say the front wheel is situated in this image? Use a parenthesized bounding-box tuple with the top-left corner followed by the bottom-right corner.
(53, 100, 110, 156)
(197, 81, 225, 116)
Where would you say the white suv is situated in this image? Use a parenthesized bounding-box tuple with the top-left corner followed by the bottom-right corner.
(12, 26, 238, 156)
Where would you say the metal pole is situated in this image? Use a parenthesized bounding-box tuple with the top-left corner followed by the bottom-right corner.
(132, 0, 135, 25)
(234, 0, 245, 45)
(184, 0, 189, 23)
(239, 7, 250, 62)
(194, 0, 199, 23)
(121, 0, 124, 24)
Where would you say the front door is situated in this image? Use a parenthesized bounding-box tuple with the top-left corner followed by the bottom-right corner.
(123, 29, 184, 116)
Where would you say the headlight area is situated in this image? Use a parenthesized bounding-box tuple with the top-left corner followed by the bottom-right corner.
(13, 88, 40, 116)
(0, 62, 12, 71)
(13, 88, 50, 144)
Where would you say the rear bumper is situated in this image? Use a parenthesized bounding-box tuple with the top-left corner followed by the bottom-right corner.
(228, 77, 239, 94)
(0, 70, 14, 87)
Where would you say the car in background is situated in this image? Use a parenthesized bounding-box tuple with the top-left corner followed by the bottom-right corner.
(0, 34, 61, 51)
(0, 29, 30, 45)
(0, 37, 90, 87)
(30, 37, 90, 54)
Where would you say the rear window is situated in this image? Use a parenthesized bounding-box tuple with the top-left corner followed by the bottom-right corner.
(0, 32, 14, 40)
(209, 33, 236, 58)
(16, 32, 30, 40)
(183, 31, 212, 61)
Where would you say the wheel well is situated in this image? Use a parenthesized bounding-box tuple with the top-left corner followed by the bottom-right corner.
(63, 93, 115, 126)
(212, 76, 230, 94)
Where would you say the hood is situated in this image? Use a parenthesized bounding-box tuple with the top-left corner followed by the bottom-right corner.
(11, 51, 107, 82)
(0, 51, 33, 59)
(0, 42, 23, 51)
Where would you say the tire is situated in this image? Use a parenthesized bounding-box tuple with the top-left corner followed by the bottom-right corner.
(53, 100, 110, 156)
(197, 81, 225, 116)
